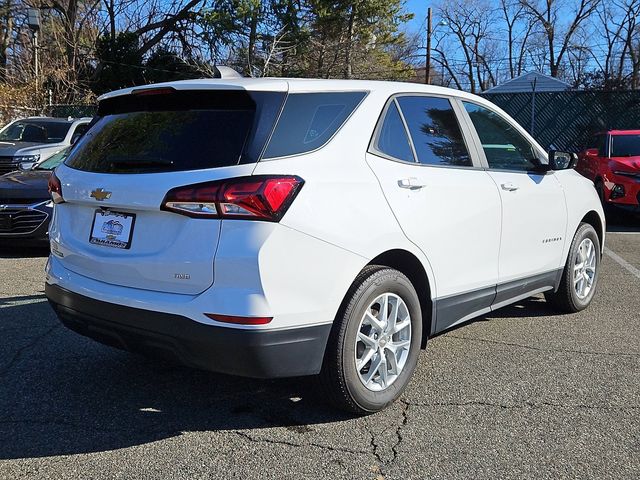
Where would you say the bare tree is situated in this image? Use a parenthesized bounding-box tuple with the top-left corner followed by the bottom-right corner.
(617, 0, 640, 88)
(437, 0, 499, 92)
(499, 0, 534, 78)
(519, 0, 600, 77)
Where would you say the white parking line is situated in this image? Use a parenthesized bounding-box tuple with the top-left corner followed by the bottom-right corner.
(604, 247, 640, 280)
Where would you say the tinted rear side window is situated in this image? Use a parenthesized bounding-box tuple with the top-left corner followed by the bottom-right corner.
(65, 90, 285, 173)
(263, 92, 366, 159)
(396, 96, 471, 167)
(375, 101, 414, 162)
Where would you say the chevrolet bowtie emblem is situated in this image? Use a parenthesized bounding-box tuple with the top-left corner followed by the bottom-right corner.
(90, 188, 112, 201)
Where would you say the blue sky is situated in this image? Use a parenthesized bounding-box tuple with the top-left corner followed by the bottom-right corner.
(404, 0, 429, 34)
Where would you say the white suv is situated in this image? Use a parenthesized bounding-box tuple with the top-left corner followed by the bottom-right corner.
(45, 79, 605, 413)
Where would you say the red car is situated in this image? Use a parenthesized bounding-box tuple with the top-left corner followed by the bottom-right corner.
(576, 130, 640, 212)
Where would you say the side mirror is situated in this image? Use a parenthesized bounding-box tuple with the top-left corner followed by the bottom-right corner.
(19, 161, 36, 171)
(549, 150, 577, 170)
(71, 134, 81, 145)
(584, 148, 599, 157)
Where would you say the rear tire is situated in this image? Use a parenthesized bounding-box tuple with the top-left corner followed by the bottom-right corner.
(319, 266, 422, 414)
(545, 223, 600, 313)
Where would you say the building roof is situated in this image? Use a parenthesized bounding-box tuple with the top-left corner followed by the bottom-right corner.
(485, 72, 572, 94)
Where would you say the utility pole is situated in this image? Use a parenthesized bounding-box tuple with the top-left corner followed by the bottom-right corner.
(425, 7, 432, 84)
(530, 77, 537, 136)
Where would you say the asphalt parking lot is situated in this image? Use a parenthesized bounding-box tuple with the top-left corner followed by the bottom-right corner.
(1, 220, 639, 480)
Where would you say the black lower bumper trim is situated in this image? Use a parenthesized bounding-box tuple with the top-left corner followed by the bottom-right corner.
(45, 283, 331, 378)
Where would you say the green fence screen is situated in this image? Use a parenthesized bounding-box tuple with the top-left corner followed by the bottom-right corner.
(482, 91, 640, 152)
(44, 104, 97, 119)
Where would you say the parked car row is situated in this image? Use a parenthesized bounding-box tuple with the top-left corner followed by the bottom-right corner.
(0, 117, 91, 174)
(0, 148, 69, 242)
(0, 115, 89, 243)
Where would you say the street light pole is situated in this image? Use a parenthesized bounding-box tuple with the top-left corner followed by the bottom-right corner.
(33, 30, 39, 89)
(425, 7, 432, 84)
(26, 8, 41, 91)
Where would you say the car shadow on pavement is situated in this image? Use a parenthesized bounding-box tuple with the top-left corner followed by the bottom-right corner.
(605, 209, 640, 233)
(0, 245, 49, 259)
(482, 296, 559, 319)
(0, 298, 353, 460)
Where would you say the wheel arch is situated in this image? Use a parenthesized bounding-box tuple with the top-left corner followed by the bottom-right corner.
(367, 249, 433, 349)
(581, 210, 604, 254)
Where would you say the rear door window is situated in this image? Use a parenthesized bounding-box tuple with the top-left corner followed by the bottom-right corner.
(263, 92, 366, 159)
(65, 90, 285, 174)
(396, 96, 472, 167)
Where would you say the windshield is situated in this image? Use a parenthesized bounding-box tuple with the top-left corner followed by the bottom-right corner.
(0, 120, 72, 144)
(35, 148, 70, 170)
(611, 135, 640, 157)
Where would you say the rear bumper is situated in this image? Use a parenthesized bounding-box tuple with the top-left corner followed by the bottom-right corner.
(45, 283, 332, 378)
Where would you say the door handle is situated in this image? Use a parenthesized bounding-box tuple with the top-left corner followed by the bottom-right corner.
(398, 178, 426, 190)
(501, 182, 519, 191)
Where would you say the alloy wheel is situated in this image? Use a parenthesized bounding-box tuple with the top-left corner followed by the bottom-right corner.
(354, 293, 412, 391)
(574, 237, 597, 299)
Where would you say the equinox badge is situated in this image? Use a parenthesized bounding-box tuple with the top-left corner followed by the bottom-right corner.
(90, 188, 112, 201)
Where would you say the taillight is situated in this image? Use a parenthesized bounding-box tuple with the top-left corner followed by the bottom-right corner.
(161, 175, 304, 221)
(48, 172, 65, 204)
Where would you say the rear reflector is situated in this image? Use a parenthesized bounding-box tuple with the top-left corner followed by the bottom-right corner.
(162, 175, 304, 221)
(204, 313, 273, 325)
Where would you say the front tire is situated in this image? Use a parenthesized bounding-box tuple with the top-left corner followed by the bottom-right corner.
(319, 266, 422, 414)
(545, 223, 600, 313)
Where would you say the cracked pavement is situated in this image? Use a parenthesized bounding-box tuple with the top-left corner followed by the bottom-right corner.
(1, 222, 639, 480)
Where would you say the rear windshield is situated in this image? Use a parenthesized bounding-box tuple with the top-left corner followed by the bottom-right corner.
(0, 120, 71, 144)
(65, 90, 285, 173)
(611, 134, 640, 157)
(263, 91, 367, 159)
